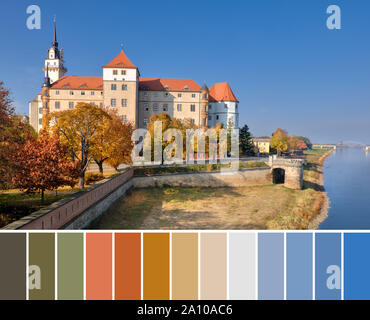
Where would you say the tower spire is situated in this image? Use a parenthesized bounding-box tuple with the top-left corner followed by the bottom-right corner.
(52, 16, 58, 48)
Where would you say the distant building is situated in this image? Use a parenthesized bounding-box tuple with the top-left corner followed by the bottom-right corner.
(252, 138, 270, 154)
(29, 21, 239, 132)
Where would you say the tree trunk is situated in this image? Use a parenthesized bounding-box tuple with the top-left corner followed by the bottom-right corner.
(41, 189, 45, 204)
(97, 161, 103, 174)
(79, 173, 85, 189)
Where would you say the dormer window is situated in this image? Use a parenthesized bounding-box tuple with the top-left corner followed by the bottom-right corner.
(184, 86, 189, 91)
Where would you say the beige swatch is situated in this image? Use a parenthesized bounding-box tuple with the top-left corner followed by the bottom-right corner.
(172, 233, 198, 300)
(200, 233, 227, 300)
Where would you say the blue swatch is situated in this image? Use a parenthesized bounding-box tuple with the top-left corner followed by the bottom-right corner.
(344, 233, 370, 300)
(315, 233, 341, 300)
(258, 233, 284, 300)
(286, 233, 313, 300)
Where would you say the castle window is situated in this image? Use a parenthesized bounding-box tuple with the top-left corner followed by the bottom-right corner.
(209, 104, 212, 109)
(81, 91, 85, 95)
(216, 115, 219, 120)
(164, 92, 169, 97)
(203, 94, 207, 99)
(163, 104, 168, 111)
(208, 115, 212, 120)
(56, 90, 60, 95)
(144, 104, 149, 111)
(224, 103, 228, 109)
(144, 118, 149, 126)
(192, 94, 196, 98)
(122, 115, 127, 122)
(190, 119, 195, 124)
(111, 99, 116, 107)
(39, 119, 42, 125)
(122, 84, 127, 91)
(111, 84, 117, 90)
(177, 104, 182, 111)
(153, 104, 158, 112)
(121, 99, 127, 107)
(55, 102, 60, 109)
(121, 70, 126, 75)
(39, 108, 43, 114)
(236, 104, 238, 109)
(113, 70, 118, 75)
(91, 91, 95, 95)
(190, 104, 196, 112)
(101, 92, 103, 95)
(70, 91, 74, 95)
(69, 102, 74, 109)
(178, 93, 182, 98)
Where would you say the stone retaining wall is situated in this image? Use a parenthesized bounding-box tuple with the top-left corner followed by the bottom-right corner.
(2, 169, 133, 230)
(133, 168, 272, 188)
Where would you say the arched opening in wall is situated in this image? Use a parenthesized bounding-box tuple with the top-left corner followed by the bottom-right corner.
(273, 168, 285, 184)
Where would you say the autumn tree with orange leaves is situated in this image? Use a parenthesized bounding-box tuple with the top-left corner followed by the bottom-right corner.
(50, 103, 111, 188)
(92, 109, 134, 173)
(0, 81, 36, 188)
(11, 131, 79, 202)
(105, 113, 134, 171)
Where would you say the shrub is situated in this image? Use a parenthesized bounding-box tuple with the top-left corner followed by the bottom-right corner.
(85, 173, 105, 185)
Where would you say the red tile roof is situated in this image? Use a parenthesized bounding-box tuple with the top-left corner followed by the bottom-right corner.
(139, 78, 201, 92)
(51, 76, 103, 90)
(209, 82, 238, 102)
(103, 50, 137, 69)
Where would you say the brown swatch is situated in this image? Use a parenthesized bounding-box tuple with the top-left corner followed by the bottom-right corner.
(143, 233, 169, 300)
(0, 233, 26, 300)
(115, 233, 141, 300)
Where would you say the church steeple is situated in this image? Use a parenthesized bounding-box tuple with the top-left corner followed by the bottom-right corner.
(44, 18, 67, 84)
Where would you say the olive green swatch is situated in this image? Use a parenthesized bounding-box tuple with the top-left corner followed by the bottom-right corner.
(0, 233, 26, 300)
(29, 233, 55, 300)
(57, 233, 84, 300)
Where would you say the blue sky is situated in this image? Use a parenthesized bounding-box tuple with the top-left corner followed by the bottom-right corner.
(1, 0, 369, 144)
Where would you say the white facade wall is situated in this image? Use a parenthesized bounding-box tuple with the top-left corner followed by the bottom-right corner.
(208, 101, 239, 128)
(103, 68, 138, 82)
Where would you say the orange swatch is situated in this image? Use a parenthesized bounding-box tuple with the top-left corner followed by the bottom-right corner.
(143, 233, 169, 300)
(86, 233, 112, 300)
(115, 233, 141, 300)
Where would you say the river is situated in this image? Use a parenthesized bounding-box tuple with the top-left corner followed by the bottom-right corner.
(318, 148, 370, 229)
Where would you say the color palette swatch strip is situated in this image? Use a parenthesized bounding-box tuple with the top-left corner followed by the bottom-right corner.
(0, 231, 369, 300)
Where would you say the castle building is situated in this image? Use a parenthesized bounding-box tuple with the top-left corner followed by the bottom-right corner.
(29, 22, 239, 132)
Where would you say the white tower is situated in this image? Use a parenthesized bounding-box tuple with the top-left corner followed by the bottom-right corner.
(43, 18, 67, 84)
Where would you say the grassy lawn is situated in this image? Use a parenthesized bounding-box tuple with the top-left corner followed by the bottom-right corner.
(90, 149, 332, 230)
(0, 191, 74, 228)
(88, 185, 321, 230)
